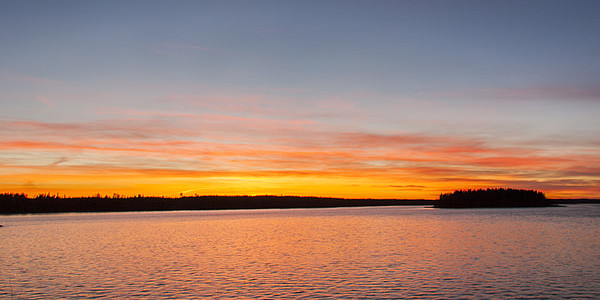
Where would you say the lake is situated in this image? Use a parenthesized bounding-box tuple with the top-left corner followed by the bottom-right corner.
(1, 204, 599, 299)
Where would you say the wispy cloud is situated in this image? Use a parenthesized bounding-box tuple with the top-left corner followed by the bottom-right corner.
(430, 85, 600, 101)
(149, 43, 218, 55)
(0, 118, 200, 140)
(164, 92, 370, 124)
(1, 111, 598, 198)
(36, 95, 54, 107)
(0, 71, 62, 85)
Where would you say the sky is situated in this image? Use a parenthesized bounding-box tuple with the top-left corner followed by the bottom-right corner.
(1, 0, 599, 199)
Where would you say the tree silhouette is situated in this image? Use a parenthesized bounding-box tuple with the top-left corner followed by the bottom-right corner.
(0, 194, 433, 214)
(435, 188, 550, 208)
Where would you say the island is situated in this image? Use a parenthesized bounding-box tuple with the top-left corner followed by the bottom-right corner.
(435, 188, 552, 208)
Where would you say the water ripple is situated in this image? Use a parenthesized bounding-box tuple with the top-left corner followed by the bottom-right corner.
(1, 205, 599, 299)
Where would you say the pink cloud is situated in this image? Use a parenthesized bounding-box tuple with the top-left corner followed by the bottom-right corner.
(1, 112, 598, 198)
(95, 107, 199, 118)
(0, 71, 62, 85)
(36, 95, 53, 107)
(430, 85, 600, 101)
(1, 118, 201, 140)
(164, 92, 371, 123)
(166, 93, 292, 116)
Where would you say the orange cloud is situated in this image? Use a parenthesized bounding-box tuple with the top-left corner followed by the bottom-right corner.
(1, 114, 598, 199)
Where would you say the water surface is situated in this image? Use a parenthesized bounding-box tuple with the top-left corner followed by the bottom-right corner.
(2, 205, 599, 299)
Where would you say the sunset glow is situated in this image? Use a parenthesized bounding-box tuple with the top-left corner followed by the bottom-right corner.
(1, 1, 599, 199)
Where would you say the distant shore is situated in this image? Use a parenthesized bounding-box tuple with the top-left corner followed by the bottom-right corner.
(0, 194, 433, 214)
(0, 193, 598, 215)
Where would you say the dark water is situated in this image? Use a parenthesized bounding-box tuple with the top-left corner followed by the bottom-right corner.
(1, 205, 599, 299)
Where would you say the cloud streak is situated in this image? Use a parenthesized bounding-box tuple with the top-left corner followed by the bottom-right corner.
(1, 110, 598, 198)
(0, 71, 63, 85)
(431, 85, 600, 102)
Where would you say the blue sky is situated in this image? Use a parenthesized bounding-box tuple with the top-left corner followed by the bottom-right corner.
(1, 0, 599, 198)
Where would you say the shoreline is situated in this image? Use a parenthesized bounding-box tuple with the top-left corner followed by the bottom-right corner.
(1, 195, 433, 215)
(1, 195, 598, 215)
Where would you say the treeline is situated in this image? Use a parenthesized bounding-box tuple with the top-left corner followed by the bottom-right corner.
(435, 188, 550, 208)
(0, 193, 433, 214)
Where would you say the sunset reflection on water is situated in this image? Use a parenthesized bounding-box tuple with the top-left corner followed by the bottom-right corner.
(1, 205, 599, 298)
